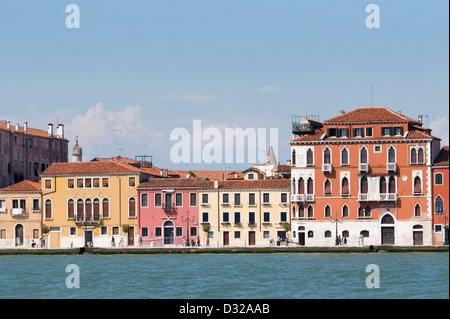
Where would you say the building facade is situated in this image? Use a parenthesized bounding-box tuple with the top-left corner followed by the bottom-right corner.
(0, 121, 69, 188)
(432, 146, 449, 245)
(198, 179, 291, 247)
(40, 161, 152, 248)
(137, 179, 201, 246)
(290, 108, 441, 246)
(0, 180, 42, 248)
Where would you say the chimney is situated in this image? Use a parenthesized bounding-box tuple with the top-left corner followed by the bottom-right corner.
(418, 115, 423, 124)
(15, 123, 19, 131)
(214, 179, 219, 189)
(56, 124, 64, 138)
(48, 123, 53, 137)
(340, 110, 346, 114)
(24, 122, 28, 134)
(6, 121, 10, 130)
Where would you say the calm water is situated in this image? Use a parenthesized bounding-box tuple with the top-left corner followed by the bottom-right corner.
(0, 252, 448, 299)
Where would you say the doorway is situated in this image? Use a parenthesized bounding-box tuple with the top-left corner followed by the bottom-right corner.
(381, 227, 395, 245)
(248, 231, 256, 246)
(128, 226, 135, 246)
(163, 220, 174, 244)
(15, 224, 24, 246)
(223, 231, 229, 246)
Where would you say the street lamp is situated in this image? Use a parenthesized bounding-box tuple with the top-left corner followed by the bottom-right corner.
(437, 208, 448, 246)
(181, 210, 195, 246)
(330, 211, 343, 246)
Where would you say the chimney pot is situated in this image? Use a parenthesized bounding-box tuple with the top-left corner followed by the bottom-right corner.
(15, 123, 19, 131)
(7, 121, 10, 130)
(24, 122, 28, 134)
(48, 123, 53, 137)
(214, 179, 219, 189)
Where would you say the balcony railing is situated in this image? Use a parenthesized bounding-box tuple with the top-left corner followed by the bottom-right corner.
(11, 208, 26, 216)
(322, 163, 332, 173)
(359, 163, 369, 173)
(291, 194, 305, 202)
(387, 163, 397, 172)
(359, 193, 397, 201)
(305, 194, 315, 202)
(163, 203, 173, 211)
(379, 193, 397, 201)
(74, 214, 102, 224)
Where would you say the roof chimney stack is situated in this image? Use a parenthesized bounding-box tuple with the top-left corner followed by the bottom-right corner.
(48, 123, 53, 137)
(214, 179, 219, 189)
(24, 122, 28, 134)
(56, 124, 64, 138)
(15, 123, 19, 131)
(418, 115, 423, 124)
(340, 110, 345, 114)
(6, 121, 10, 130)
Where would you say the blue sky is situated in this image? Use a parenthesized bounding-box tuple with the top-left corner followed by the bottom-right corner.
(0, 1, 448, 170)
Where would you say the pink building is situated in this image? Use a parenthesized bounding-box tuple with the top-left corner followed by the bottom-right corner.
(137, 179, 201, 246)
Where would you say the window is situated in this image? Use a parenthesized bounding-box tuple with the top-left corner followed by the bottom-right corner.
(222, 212, 229, 223)
(102, 198, 109, 218)
(112, 226, 120, 235)
(222, 193, 230, 204)
(0, 199, 6, 212)
(0, 229, 6, 239)
(389, 176, 396, 194)
(67, 179, 74, 189)
(388, 147, 396, 163)
(360, 147, 368, 164)
(77, 199, 84, 219)
(308, 231, 314, 238)
(280, 212, 287, 222)
(176, 227, 183, 237)
(248, 193, 256, 206)
(365, 127, 373, 137)
(298, 205, 305, 219)
(374, 145, 381, 153)
(281, 193, 288, 203)
(70, 227, 76, 236)
(339, 128, 349, 138)
(141, 227, 148, 237)
(325, 230, 332, 238)
(341, 148, 349, 166)
(45, 179, 52, 189)
(155, 227, 162, 237)
(234, 231, 241, 239)
(262, 193, 270, 204)
(263, 212, 270, 223)
(85, 178, 92, 188)
(307, 205, 314, 219)
(410, 148, 417, 164)
(45, 199, 52, 219)
(129, 177, 136, 187)
(307, 178, 314, 195)
(190, 227, 197, 237)
(306, 148, 314, 166)
(234, 212, 241, 224)
(324, 205, 331, 218)
(353, 128, 364, 137)
(93, 198, 100, 220)
(358, 206, 370, 219)
(360, 177, 368, 194)
(435, 173, 443, 185)
(417, 148, 424, 164)
(291, 149, 296, 166)
(323, 147, 331, 164)
(393, 126, 403, 136)
(202, 212, 209, 223)
(154, 193, 162, 207)
(33, 199, 39, 211)
(77, 178, 84, 188)
(67, 199, 75, 219)
(414, 204, 421, 217)
(175, 193, 183, 207)
(202, 194, 209, 204)
(190, 193, 197, 207)
(414, 176, 422, 195)
(33, 229, 39, 239)
(341, 177, 349, 196)
(102, 178, 109, 187)
(247, 173, 254, 180)
(93, 178, 100, 188)
(234, 193, 241, 206)
(342, 205, 349, 218)
(141, 193, 148, 207)
(324, 179, 332, 195)
(435, 196, 444, 213)
(382, 127, 391, 136)
(298, 178, 305, 195)
(128, 198, 136, 217)
(263, 231, 270, 239)
(249, 212, 255, 225)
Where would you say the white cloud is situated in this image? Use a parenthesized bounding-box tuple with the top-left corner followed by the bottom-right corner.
(429, 116, 449, 146)
(258, 85, 280, 93)
(136, 91, 219, 103)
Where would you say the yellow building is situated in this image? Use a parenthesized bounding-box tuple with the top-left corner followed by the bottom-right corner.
(198, 179, 291, 247)
(41, 161, 152, 248)
(0, 180, 42, 248)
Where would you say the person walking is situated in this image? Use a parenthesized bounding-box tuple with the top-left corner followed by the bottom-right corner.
(111, 236, 115, 247)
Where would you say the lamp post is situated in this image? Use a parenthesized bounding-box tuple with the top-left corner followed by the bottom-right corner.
(437, 208, 448, 245)
(330, 211, 343, 246)
(181, 210, 195, 246)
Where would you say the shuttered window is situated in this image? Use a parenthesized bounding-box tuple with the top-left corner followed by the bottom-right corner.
(414, 176, 422, 194)
(307, 178, 314, 194)
(102, 198, 110, 218)
(85, 199, 92, 220)
(67, 199, 74, 219)
(360, 177, 368, 194)
(298, 178, 305, 194)
(324, 179, 331, 195)
(77, 199, 84, 219)
(380, 176, 387, 193)
(93, 199, 100, 221)
(389, 176, 396, 194)
(341, 177, 349, 195)
(129, 197, 136, 217)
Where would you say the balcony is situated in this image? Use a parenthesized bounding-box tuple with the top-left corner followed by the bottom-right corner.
(74, 214, 102, 224)
(359, 163, 369, 173)
(163, 203, 173, 211)
(305, 194, 315, 202)
(322, 164, 332, 173)
(359, 193, 397, 201)
(291, 194, 305, 202)
(11, 208, 26, 216)
(379, 193, 397, 201)
(387, 163, 397, 172)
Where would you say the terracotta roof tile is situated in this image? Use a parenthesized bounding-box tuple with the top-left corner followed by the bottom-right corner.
(0, 180, 41, 193)
(0, 121, 67, 140)
(138, 179, 204, 189)
(41, 161, 142, 175)
(433, 146, 449, 167)
(324, 107, 419, 124)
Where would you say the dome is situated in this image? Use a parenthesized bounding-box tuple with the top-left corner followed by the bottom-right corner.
(72, 140, 82, 156)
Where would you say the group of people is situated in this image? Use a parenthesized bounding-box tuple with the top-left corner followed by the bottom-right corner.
(182, 236, 203, 247)
(111, 236, 125, 247)
(337, 235, 348, 245)
(30, 237, 45, 248)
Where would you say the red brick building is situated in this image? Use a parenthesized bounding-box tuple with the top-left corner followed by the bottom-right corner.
(290, 107, 442, 246)
(432, 146, 449, 245)
(1, 121, 68, 188)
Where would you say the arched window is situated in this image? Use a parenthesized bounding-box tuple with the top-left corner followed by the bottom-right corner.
(45, 199, 52, 219)
(292, 205, 296, 218)
(381, 214, 395, 224)
(306, 148, 314, 166)
(418, 148, 424, 164)
(414, 204, 421, 217)
(298, 178, 305, 195)
(341, 148, 349, 165)
(360, 230, 369, 238)
(341, 177, 349, 196)
(102, 198, 110, 218)
(380, 176, 387, 194)
(307, 178, 314, 195)
(93, 198, 100, 221)
(129, 197, 136, 218)
(307, 205, 314, 219)
(67, 199, 74, 219)
(324, 204, 331, 218)
(360, 147, 368, 164)
(360, 176, 368, 194)
(388, 176, 396, 194)
(325, 230, 332, 238)
(324, 179, 332, 195)
(308, 231, 314, 238)
(292, 178, 296, 195)
(342, 204, 349, 218)
(85, 198, 92, 220)
(291, 149, 296, 166)
(388, 146, 396, 163)
(342, 230, 349, 238)
(365, 206, 371, 218)
(358, 206, 365, 218)
(414, 176, 422, 195)
(323, 147, 331, 164)
(77, 199, 84, 220)
(435, 196, 444, 213)
(298, 205, 305, 219)
(410, 148, 417, 164)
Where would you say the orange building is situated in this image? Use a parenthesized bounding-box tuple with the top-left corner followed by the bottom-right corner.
(432, 146, 449, 245)
(290, 107, 442, 246)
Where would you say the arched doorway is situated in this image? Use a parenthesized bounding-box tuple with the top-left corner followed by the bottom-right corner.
(163, 220, 174, 245)
(413, 225, 423, 245)
(15, 224, 24, 246)
(298, 226, 305, 246)
(381, 213, 395, 245)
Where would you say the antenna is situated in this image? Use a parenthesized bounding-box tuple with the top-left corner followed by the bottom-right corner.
(114, 129, 124, 156)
